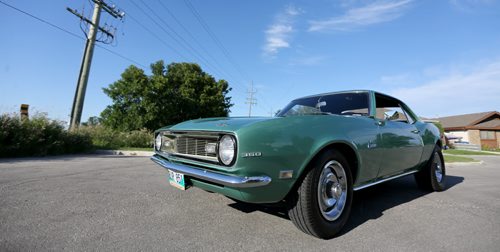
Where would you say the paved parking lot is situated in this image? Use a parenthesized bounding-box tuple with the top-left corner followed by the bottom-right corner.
(1, 155, 500, 251)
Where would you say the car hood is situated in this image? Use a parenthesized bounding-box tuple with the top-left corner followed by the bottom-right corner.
(165, 117, 274, 132)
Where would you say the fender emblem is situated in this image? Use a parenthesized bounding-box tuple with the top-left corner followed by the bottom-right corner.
(242, 152, 262, 158)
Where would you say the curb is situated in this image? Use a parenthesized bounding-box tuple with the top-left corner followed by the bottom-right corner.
(443, 151, 500, 156)
(94, 149, 154, 157)
(447, 160, 484, 166)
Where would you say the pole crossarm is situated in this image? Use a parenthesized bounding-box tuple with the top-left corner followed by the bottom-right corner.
(91, 0, 124, 19)
(66, 7, 114, 39)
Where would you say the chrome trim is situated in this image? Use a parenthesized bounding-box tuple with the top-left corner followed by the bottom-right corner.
(353, 170, 418, 191)
(172, 152, 218, 162)
(151, 154, 271, 188)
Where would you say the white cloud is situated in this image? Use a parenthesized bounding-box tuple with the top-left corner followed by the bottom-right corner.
(388, 60, 500, 117)
(263, 5, 301, 56)
(309, 0, 413, 32)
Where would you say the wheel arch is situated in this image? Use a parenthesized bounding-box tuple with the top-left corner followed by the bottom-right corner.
(288, 140, 360, 198)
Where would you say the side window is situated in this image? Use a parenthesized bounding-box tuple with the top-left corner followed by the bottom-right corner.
(375, 94, 415, 124)
(321, 92, 370, 116)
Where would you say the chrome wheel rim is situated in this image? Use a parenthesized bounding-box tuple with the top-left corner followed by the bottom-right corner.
(317, 160, 347, 221)
(434, 152, 443, 183)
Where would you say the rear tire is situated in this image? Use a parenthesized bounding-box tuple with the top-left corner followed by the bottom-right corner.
(287, 149, 353, 239)
(415, 145, 446, 191)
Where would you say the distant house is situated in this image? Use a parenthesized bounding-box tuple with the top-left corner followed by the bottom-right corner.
(434, 111, 500, 149)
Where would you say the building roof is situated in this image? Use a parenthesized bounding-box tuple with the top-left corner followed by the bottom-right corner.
(475, 119, 500, 128)
(433, 111, 500, 130)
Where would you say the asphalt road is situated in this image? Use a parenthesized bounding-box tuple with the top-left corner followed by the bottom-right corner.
(1, 155, 499, 251)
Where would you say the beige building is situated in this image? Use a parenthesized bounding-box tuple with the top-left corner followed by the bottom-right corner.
(434, 111, 500, 149)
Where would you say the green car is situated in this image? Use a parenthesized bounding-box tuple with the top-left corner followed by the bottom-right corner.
(151, 90, 445, 239)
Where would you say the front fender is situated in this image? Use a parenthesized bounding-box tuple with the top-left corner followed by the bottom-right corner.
(416, 121, 441, 168)
(233, 115, 370, 203)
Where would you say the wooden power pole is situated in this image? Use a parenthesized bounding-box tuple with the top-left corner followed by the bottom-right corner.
(68, 0, 124, 130)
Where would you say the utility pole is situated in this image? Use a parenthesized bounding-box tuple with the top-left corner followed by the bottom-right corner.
(245, 81, 257, 117)
(67, 0, 124, 130)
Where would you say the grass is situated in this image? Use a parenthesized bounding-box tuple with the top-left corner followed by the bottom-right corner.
(116, 147, 152, 151)
(444, 155, 477, 163)
(444, 149, 498, 155)
(484, 149, 500, 152)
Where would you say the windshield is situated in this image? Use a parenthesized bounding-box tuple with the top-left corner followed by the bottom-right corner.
(277, 92, 370, 117)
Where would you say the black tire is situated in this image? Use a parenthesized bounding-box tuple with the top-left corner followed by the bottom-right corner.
(287, 149, 353, 239)
(415, 145, 446, 191)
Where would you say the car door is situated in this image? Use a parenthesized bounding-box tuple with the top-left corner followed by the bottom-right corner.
(374, 94, 424, 178)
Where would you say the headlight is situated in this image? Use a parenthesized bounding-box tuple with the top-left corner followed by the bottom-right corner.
(155, 133, 162, 151)
(218, 135, 236, 166)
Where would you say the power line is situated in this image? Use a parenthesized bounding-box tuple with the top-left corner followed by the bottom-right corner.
(119, 0, 248, 97)
(125, 6, 248, 96)
(155, 0, 240, 84)
(183, 0, 250, 81)
(130, 0, 226, 79)
(67, 7, 115, 42)
(0, 0, 83, 40)
(0, 0, 145, 68)
(95, 44, 145, 67)
(126, 12, 189, 61)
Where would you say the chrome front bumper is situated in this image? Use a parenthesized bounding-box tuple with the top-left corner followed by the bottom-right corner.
(151, 154, 271, 188)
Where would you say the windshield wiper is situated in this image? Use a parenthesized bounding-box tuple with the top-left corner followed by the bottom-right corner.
(306, 111, 332, 115)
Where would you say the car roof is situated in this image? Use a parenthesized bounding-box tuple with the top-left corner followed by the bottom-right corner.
(294, 90, 403, 103)
(295, 90, 371, 100)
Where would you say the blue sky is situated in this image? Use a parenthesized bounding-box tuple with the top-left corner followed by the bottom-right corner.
(1, 0, 499, 124)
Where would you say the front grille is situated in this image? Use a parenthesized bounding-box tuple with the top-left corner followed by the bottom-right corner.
(176, 136, 217, 158)
(159, 131, 220, 162)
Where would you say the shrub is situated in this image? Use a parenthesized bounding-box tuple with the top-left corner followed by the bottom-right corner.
(0, 113, 153, 158)
(0, 113, 93, 157)
(123, 129, 153, 148)
(77, 125, 152, 149)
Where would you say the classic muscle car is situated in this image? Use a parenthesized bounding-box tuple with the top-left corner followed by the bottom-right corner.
(151, 90, 445, 239)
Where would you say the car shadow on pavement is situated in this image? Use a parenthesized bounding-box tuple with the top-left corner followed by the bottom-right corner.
(227, 200, 290, 220)
(338, 174, 464, 237)
(227, 175, 464, 235)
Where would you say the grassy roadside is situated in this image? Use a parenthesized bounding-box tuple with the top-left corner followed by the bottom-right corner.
(116, 147, 152, 151)
(444, 149, 498, 156)
(444, 155, 477, 163)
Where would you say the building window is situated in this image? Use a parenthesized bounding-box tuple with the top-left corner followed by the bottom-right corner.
(480, 131, 496, 140)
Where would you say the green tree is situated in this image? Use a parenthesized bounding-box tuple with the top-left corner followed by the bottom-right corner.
(100, 61, 232, 131)
(82, 116, 102, 126)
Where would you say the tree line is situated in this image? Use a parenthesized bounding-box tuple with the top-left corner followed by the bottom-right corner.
(96, 60, 233, 131)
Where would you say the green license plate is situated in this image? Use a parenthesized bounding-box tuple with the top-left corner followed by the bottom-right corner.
(168, 170, 186, 190)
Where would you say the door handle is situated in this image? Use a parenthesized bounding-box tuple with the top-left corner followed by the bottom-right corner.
(411, 129, 420, 134)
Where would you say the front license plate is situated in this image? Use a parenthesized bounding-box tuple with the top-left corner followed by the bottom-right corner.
(168, 170, 186, 190)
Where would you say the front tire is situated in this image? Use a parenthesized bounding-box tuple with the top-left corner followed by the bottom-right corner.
(415, 145, 446, 191)
(287, 149, 353, 239)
